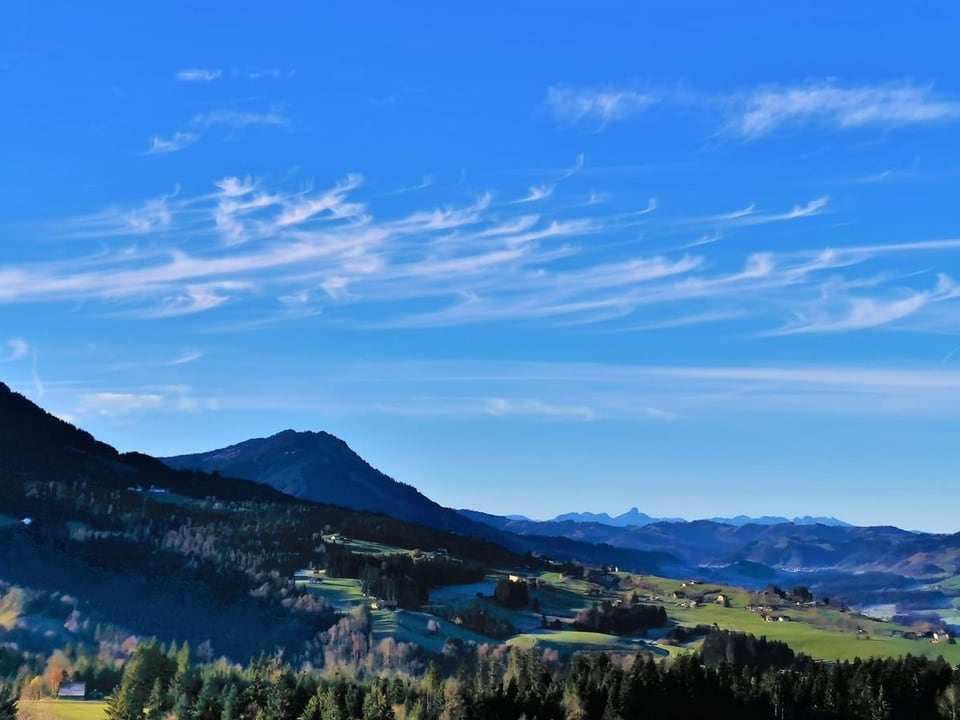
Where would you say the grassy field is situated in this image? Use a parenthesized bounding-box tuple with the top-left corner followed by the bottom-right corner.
(291, 564, 960, 664)
(428, 579, 498, 605)
(299, 577, 367, 610)
(373, 610, 499, 654)
(508, 630, 667, 656)
(18, 700, 108, 720)
(638, 575, 960, 663)
(334, 538, 407, 556)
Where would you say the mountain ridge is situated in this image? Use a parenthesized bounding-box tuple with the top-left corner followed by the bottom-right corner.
(543, 507, 850, 528)
(0, 381, 288, 504)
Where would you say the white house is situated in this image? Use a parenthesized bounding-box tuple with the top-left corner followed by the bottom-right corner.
(58, 683, 86, 699)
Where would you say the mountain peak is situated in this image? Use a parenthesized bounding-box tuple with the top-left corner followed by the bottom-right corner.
(162, 430, 488, 537)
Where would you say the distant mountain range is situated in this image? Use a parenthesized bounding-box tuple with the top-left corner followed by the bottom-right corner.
(546, 508, 850, 528)
(455, 510, 960, 594)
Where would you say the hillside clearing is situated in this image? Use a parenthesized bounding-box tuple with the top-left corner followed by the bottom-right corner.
(18, 700, 108, 720)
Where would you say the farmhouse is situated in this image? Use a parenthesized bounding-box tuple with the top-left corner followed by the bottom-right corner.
(58, 683, 86, 699)
(370, 598, 398, 611)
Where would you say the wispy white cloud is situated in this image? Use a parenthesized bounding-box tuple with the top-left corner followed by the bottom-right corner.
(694, 197, 828, 227)
(164, 350, 204, 366)
(145, 109, 289, 156)
(514, 185, 555, 204)
(678, 232, 720, 249)
(348, 358, 960, 419)
(142, 282, 253, 318)
(775, 291, 931, 335)
(559, 153, 585, 180)
(2, 337, 30, 362)
(545, 79, 960, 140)
(275, 174, 365, 227)
(546, 83, 659, 128)
(79, 391, 165, 416)
(784, 196, 829, 219)
(244, 68, 293, 80)
(483, 397, 597, 421)
(43, 193, 177, 238)
(723, 80, 960, 139)
(175, 68, 222, 83)
(773, 273, 960, 335)
(8, 172, 960, 336)
(381, 175, 434, 197)
(848, 168, 896, 185)
(719, 203, 756, 220)
(31, 354, 44, 398)
(606, 309, 744, 332)
(146, 131, 199, 154)
(192, 109, 289, 129)
(75, 385, 220, 416)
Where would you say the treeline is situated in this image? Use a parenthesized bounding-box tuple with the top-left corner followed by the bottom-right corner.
(87, 631, 960, 720)
(700, 628, 797, 671)
(325, 548, 486, 610)
(573, 600, 668, 635)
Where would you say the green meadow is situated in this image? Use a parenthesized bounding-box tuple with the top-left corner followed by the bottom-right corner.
(299, 576, 366, 611)
(18, 700, 108, 720)
(294, 558, 960, 665)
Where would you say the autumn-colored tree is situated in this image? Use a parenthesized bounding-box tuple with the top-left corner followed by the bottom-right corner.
(43, 650, 72, 696)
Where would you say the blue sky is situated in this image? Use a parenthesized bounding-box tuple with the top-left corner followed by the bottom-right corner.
(3, 3, 960, 531)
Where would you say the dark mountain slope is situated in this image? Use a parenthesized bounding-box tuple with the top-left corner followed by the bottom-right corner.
(0, 382, 287, 503)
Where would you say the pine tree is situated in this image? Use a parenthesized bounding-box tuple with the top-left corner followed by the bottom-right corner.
(107, 640, 175, 720)
(192, 676, 223, 720)
(940, 683, 960, 720)
(0, 685, 17, 720)
(220, 684, 240, 720)
(361, 684, 394, 720)
(146, 678, 167, 720)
